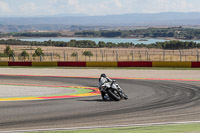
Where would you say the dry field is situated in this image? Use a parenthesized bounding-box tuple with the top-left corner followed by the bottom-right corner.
(0, 45, 199, 62)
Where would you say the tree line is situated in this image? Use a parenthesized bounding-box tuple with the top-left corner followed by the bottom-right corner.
(0, 45, 44, 61)
(0, 45, 95, 61)
(0, 32, 61, 38)
(75, 27, 200, 39)
(0, 39, 200, 49)
(1, 27, 200, 39)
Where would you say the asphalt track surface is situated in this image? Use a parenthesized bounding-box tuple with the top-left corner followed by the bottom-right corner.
(0, 75, 200, 132)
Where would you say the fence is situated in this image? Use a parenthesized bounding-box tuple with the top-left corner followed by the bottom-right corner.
(0, 47, 200, 62)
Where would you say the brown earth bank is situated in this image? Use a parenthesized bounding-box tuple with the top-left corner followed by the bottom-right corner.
(0, 45, 199, 62)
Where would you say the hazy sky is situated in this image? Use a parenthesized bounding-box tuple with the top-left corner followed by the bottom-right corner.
(0, 0, 200, 17)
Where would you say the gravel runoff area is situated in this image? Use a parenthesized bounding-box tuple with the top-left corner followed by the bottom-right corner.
(0, 85, 75, 98)
(0, 68, 200, 79)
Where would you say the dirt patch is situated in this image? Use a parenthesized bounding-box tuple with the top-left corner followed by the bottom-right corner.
(0, 45, 199, 62)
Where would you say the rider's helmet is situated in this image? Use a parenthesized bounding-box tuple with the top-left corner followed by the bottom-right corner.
(100, 73, 106, 78)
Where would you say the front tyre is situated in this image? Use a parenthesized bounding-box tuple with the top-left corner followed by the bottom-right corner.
(107, 89, 121, 101)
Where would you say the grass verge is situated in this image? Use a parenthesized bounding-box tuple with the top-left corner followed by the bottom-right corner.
(27, 123, 200, 133)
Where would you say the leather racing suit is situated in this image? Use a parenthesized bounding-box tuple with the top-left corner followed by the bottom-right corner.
(98, 77, 112, 100)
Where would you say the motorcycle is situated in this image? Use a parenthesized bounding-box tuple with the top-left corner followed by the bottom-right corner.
(100, 80, 128, 101)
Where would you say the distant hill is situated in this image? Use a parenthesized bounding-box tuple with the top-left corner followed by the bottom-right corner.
(1, 12, 200, 25)
(1, 12, 200, 32)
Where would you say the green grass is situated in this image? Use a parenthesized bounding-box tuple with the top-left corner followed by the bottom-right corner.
(28, 123, 200, 133)
(1, 66, 200, 70)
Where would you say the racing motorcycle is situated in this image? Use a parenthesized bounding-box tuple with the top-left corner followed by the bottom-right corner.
(100, 80, 128, 101)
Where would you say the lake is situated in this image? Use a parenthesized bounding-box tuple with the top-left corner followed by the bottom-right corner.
(20, 38, 200, 44)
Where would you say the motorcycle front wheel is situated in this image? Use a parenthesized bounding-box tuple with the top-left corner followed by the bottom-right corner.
(107, 89, 121, 101)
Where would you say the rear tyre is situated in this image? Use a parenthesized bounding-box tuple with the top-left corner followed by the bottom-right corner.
(107, 89, 121, 101)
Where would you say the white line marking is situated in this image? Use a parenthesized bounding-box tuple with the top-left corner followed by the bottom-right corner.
(1, 121, 200, 133)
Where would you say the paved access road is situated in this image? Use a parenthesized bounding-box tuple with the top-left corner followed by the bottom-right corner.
(0, 75, 200, 132)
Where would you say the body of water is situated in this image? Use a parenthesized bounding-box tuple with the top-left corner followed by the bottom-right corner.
(20, 38, 200, 44)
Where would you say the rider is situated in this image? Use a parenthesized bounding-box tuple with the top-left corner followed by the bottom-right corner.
(98, 73, 128, 101)
(98, 73, 111, 101)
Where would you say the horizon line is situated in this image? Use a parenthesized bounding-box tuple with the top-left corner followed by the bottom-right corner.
(1, 11, 200, 18)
